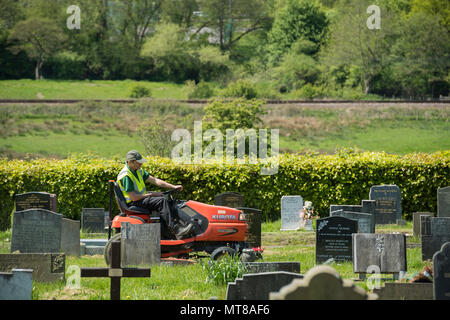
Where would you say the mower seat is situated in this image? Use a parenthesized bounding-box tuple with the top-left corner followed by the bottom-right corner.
(113, 182, 151, 216)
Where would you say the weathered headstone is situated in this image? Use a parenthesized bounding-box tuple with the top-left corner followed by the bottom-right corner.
(61, 218, 80, 256)
(0, 269, 33, 300)
(433, 242, 450, 300)
(352, 234, 407, 275)
(243, 262, 300, 274)
(269, 265, 377, 300)
(214, 192, 244, 208)
(373, 282, 433, 300)
(412, 212, 434, 237)
(226, 271, 304, 300)
(437, 186, 450, 218)
(315, 216, 358, 264)
(11, 209, 62, 253)
(421, 216, 450, 260)
(330, 210, 374, 233)
(121, 223, 161, 266)
(81, 208, 107, 233)
(369, 185, 402, 224)
(237, 207, 262, 248)
(0, 253, 65, 282)
(14, 192, 57, 212)
(280, 195, 303, 231)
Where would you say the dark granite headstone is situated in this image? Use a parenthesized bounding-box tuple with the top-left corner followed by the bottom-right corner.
(373, 283, 433, 300)
(11, 209, 62, 253)
(214, 192, 244, 208)
(226, 271, 304, 300)
(0, 269, 33, 300)
(81, 208, 107, 233)
(61, 218, 80, 256)
(369, 185, 402, 224)
(437, 187, 450, 218)
(243, 262, 300, 274)
(330, 210, 374, 233)
(352, 233, 407, 274)
(433, 242, 450, 300)
(412, 212, 434, 237)
(421, 216, 450, 260)
(237, 207, 262, 247)
(14, 192, 57, 212)
(315, 216, 358, 264)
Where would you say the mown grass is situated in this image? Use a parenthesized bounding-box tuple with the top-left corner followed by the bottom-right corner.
(0, 221, 430, 300)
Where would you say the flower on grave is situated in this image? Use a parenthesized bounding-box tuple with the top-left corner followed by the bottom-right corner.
(299, 201, 318, 222)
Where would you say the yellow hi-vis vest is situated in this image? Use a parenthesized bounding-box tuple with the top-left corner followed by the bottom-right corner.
(117, 165, 146, 203)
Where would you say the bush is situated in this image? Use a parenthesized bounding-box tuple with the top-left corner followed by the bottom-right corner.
(129, 85, 152, 98)
(0, 151, 448, 230)
(187, 81, 215, 99)
(223, 80, 258, 100)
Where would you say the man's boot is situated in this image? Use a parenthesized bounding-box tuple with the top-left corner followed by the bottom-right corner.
(175, 222, 195, 240)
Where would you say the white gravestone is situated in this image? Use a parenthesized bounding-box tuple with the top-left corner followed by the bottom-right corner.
(281, 196, 303, 231)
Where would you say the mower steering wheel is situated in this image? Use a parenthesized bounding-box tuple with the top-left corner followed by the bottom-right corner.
(163, 187, 182, 201)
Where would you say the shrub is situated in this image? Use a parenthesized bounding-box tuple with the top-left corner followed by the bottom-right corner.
(129, 85, 152, 98)
(223, 80, 258, 100)
(187, 81, 215, 99)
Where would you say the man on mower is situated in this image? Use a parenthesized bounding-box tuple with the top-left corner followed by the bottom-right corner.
(117, 150, 194, 239)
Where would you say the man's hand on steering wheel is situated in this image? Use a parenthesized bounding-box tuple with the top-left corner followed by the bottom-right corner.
(163, 185, 183, 201)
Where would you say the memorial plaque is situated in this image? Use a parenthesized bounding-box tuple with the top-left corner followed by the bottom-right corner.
(82, 208, 107, 233)
(14, 192, 57, 212)
(121, 223, 160, 266)
(214, 192, 244, 208)
(11, 209, 62, 253)
(437, 187, 450, 218)
(369, 185, 402, 224)
(433, 242, 450, 300)
(237, 207, 262, 247)
(280, 195, 303, 231)
(330, 210, 374, 233)
(315, 216, 357, 264)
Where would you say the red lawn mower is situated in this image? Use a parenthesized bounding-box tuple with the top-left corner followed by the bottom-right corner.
(104, 180, 259, 265)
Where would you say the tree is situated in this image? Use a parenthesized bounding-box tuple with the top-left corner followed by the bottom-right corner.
(161, 0, 199, 28)
(8, 17, 67, 79)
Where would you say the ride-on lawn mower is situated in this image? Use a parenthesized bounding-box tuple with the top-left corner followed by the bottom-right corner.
(104, 180, 260, 265)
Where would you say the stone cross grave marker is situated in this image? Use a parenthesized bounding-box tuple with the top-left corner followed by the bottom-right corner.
(82, 208, 108, 233)
(121, 222, 161, 266)
(214, 192, 244, 208)
(269, 265, 377, 300)
(437, 186, 450, 218)
(433, 242, 450, 300)
(280, 195, 303, 231)
(330, 210, 374, 233)
(236, 207, 262, 248)
(369, 185, 402, 224)
(315, 216, 358, 264)
(14, 192, 57, 212)
(80, 241, 151, 300)
(421, 216, 450, 260)
(352, 233, 407, 278)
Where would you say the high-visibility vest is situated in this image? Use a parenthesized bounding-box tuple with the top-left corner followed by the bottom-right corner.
(117, 164, 146, 203)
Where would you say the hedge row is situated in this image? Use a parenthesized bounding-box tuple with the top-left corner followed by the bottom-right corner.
(0, 151, 449, 231)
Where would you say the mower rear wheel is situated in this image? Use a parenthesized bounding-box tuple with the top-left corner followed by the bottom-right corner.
(210, 246, 237, 261)
(104, 233, 121, 266)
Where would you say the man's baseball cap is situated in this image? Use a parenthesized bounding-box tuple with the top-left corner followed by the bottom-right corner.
(126, 150, 147, 164)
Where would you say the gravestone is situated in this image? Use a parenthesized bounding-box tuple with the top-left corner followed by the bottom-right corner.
(237, 207, 262, 248)
(433, 242, 450, 300)
(11, 209, 62, 253)
(61, 218, 80, 256)
(369, 185, 402, 224)
(330, 200, 376, 232)
(437, 186, 450, 218)
(243, 262, 300, 274)
(0, 269, 33, 300)
(269, 265, 377, 300)
(280, 195, 303, 231)
(14, 192, 57, 212)
(330, 210, 374, 233)
(412, 212, 434, 237)
(315, 216, 358, 264)
(121, 223, 161, 266)
(214, 192, 244, 208)
(82, 208, 107, 233)
(373, 282, 433, 300)
(226, 271, 303, 300)
(353, 234, 407, 275)
(421, 216, 450, 260)
(0, 253, 65, 282)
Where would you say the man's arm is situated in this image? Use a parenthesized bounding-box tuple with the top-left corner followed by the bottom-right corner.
(146, 175, 183, 191)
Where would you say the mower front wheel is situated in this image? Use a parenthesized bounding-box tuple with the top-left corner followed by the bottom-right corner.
(210, 246, 237, 261)
(104, 233, 121, 266)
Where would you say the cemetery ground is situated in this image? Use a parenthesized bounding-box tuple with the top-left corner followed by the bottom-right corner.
(0, 220, 428, 300)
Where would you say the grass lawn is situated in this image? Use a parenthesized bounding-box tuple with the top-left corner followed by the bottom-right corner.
(0, 220, 430, 300)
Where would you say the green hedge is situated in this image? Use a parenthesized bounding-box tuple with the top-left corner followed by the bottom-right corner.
(0, 151, 449, 231)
